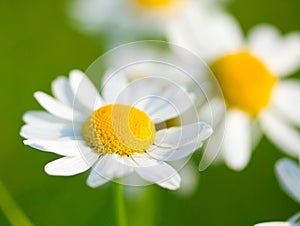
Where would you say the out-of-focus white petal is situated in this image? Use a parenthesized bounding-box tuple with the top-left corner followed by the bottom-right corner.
(248, 24, 300, 76)
(101, 70, 128, 104)
(68, 0, 115, 33)
(173, 160, 198, 196)
(143, 85, 195, 123)
(45, 147, 98, 176)
(254, 222, 291, 226)
(133, 155, 181, 190)
(51, 76, 74, 107)
(272, 80, 300, 126)
(114, 78, 163, 109)
(199, 119, 225, 171)
(276, 158, 300, 203)
(167, 2, 243, 61)
(250, 118, 263, 150)
(148, 141, 203, 161)
(155, 122, 212, 148)
(34, 91, 85, 122)
(288, 212, 300, 223)
(69, 70, 104, 111)
(259, 110, 300, 157)
(223, 110, 252, 171)
(87, 154, 134, 188)
(197, 98, 226, 127)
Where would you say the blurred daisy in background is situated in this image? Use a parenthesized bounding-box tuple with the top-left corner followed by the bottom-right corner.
(254, 158, 300, 226)
(68, 0, 230, 47)
(168, 5, 300, 170)
(20, 70, 212, 190)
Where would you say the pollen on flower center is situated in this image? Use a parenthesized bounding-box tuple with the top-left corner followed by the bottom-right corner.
(82, 104, 156, 156)
(210, 51, 278, 116)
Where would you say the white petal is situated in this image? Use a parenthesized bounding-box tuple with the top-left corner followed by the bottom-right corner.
(20, 124, 81, 140)
(272, 80, 300, 126)
(23, 111, 69, 126)
(87, 154, 134, 188)
(250, 118, 263, 150)
(197, 98, 227, 127)
(174, 161, 198, 196)
(34, 91, 85, 122)
(143, 85, 195, 123)
(167, 3, 243, 61)
(254, 223, 290, 226)
(68, 0, 115, 33)
(51, 76, 74, 107)
(223, 110, 252, 171)
(248, 24, 300, 76)
(259, 110, 300, 157)
(155, 122, 213, 148)
(101, 70, 128, 103)
(148, 141, 203, 162)
(199, 120, 225, 171)
(45, 144, 98, 176)
(288, 212, 300, 223)
(23, 140, 85, 156)
(133, 156, 181, 190)
(114, 78, 163, 108)
(69, 70, 104, 111)
(276, 158, 300, 203)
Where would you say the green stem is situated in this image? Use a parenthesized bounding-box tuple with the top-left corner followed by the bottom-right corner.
(115, 183, 127, 226)
(0, 180, 34, 226)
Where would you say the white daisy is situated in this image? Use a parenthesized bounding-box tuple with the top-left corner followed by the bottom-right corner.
(167, 6, 300, 170)
(254, 158, 300, 226)
(67, 0, 229, 47)
(20, 70, 212, 190)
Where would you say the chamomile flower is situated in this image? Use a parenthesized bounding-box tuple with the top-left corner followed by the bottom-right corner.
(20, 70, 212, 190)
(68, 0, 229, 47)
(168, 6, 300, 170)
(254, 159, 300, 226)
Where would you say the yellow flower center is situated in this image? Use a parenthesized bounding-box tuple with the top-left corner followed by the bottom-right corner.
(134, 0, 183, 13)
(135, 0, 172, 7)
(210, 51, 278, 116)
(82, 104, 156, 156)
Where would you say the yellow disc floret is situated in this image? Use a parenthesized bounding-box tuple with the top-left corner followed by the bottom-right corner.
(82, 104, 156, 156)
(211, 51, 278, 116)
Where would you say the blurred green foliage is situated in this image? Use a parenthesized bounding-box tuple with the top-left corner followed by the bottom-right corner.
(0, 0, 299, 225)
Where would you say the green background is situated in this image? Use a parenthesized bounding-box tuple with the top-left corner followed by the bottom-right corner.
(1, 0, 300, 225)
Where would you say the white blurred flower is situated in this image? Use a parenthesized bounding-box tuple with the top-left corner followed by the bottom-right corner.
(254, 158, 300, 226)
(255, 158, 300, 226)
(168, 6, 300, 170)
(68, 0, 229, 47)
(20, 70, 212, 190)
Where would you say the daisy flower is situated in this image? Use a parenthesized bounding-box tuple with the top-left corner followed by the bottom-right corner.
(20, 70, 212, 190)
(167, 6, 300, 170)
(254, 158, 300, 226)
(67, 0, 229, 47)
